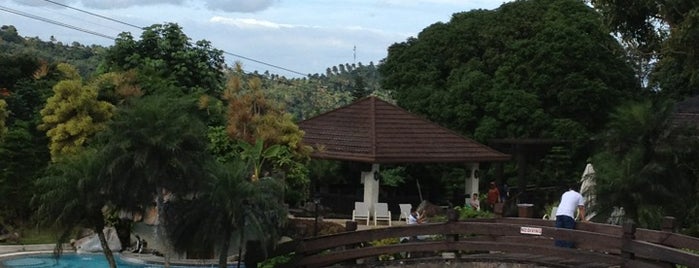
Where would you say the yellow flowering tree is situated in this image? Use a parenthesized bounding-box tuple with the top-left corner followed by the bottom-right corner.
(38, 63, 115, 161)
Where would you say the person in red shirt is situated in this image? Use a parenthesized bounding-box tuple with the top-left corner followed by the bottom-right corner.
(487, 181, 501, 211)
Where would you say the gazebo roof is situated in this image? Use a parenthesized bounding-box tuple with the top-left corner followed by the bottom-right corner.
(298, 96, 510, 163)
(672, 95, 699, 127)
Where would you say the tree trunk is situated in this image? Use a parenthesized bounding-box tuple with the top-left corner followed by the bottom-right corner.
(218, 225, 232, 268)
(96, 228, 117, 268)
(156, 189, 171, 268)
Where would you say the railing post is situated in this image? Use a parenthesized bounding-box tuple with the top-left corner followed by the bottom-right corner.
(661, 216, 676, 233)
(621, 221, 636, 267)
(445, 208, 460, 260)
(345, 220, 358, 232)
(343, 221, 360, 266)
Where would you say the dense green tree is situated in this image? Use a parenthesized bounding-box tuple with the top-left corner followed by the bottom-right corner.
(381, 0, 639, 144)
(33, 149, 118, 268)
(98, 92, 210, 211)
(0, 53, 40, 91)
(101, 23, 225, 97)
(0, 121, 49, 222)
(37, 64, 114, 161)
(593, 99, 699, 229)
(0, 51, 54, 225)
(97, 92, 212, 264)
(588, 0, 699, 98)
(219, 64, 311, 203)
(378, 0, 641, 192)
(1, 26, 103, 78)
(0, 25, 23, 44)
(165, 158, 286, 268)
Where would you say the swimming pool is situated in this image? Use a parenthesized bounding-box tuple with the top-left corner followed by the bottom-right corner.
(1, 253, 243, 268)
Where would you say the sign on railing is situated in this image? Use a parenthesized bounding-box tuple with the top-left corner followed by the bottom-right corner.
(520, 226, 543, 235)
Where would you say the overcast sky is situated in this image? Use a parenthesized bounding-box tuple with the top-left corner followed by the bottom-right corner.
(2, 0, 505, 77)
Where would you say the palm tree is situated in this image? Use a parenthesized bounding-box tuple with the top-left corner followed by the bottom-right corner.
(593, 99, 699, 228)
(33, 149, 118, 268)
(97, 93, 212, 264)
(165, 158, 286, 268)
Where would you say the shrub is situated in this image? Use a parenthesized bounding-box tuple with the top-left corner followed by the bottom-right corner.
(454, 206, 493, 220)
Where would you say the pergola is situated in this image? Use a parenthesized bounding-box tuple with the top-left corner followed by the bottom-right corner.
(298, 96, 510, 214)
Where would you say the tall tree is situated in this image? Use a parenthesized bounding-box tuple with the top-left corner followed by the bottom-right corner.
(99, 92, 210, 210)
(223, 63, 310, 176)
(593, 99, 699, 229)
(588, 0, 699, 98)
(165, 158, 286, 268)
(98, 92, 211, 265)
(0, 53, 54, 224)
(101, 23, 225, 97)
(33, 149, 118, 268)
(37, 64, 114, 161)
(380, 0, 639, 144)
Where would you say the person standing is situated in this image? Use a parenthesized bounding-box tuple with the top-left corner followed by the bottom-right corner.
(486, 181, 500, 211)
(555, 184, 586, 248)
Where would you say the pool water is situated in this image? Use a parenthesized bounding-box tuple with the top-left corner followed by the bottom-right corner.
(2, 253, 242, 268)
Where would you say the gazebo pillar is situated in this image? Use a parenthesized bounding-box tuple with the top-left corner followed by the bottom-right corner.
(361, 164, 380, 216)
(465, 163, 480, 200)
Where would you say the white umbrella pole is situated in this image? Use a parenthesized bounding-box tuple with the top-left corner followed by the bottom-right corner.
(416, 179, 423, 202)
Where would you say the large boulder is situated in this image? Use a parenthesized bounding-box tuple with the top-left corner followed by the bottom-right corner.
(74, 227, 122, 253)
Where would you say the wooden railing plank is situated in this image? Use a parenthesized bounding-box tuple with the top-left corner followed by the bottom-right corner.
(297, 240, 623, 267)
(265, 217, 699, 267)
(626, 240, 699, 267)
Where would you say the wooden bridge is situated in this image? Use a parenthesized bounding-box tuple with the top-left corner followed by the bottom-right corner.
(246, 213, 699, 268)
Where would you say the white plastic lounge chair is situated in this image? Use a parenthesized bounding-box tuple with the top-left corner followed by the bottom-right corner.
(398, 203, 412, 223)
(374, 202, 391, 226)
(352, 202, 370, 225)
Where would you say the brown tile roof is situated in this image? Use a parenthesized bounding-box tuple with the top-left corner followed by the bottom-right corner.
(671, 95, 699, 128)
(298, 96, 510, 163)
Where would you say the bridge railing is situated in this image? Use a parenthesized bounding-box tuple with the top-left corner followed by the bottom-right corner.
(247, 214, 699, 268)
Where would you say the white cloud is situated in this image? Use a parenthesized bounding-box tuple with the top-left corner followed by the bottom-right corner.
(12, 0, 277, 12)
(10, 0, 52, 7)
(80, 0, 183, 9)
(209, 16, 294, 29)
(205, 0, 277, 13)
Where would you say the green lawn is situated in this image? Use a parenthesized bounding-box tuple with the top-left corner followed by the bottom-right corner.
(1, 226, 63, 245)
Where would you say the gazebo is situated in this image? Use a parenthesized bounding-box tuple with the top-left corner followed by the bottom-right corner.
(298, 96, 510, 214)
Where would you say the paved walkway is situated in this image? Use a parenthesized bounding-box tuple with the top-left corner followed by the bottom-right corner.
(297, 216, 407, 231)
(0, 244, 61, 255)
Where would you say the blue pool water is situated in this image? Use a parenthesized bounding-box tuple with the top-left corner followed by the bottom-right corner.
(2, 253, 243, 268)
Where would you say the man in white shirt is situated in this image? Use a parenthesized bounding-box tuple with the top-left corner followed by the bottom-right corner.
(555, 184, 586, 248)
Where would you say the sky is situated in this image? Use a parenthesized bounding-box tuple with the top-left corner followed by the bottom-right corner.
(1, 0, 506, 77)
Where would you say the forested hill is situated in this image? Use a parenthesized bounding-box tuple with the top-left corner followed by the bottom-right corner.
(1, 25, 104, 79)
(1, 24, 384, 120)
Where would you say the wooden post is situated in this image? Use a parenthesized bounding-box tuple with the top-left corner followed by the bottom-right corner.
(345, 221, 357, 232)
(446, 208, 460, 260)
(344, 220, 360, 264)
(621, 222, 636, 267)
(661, 216, 676, 233)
